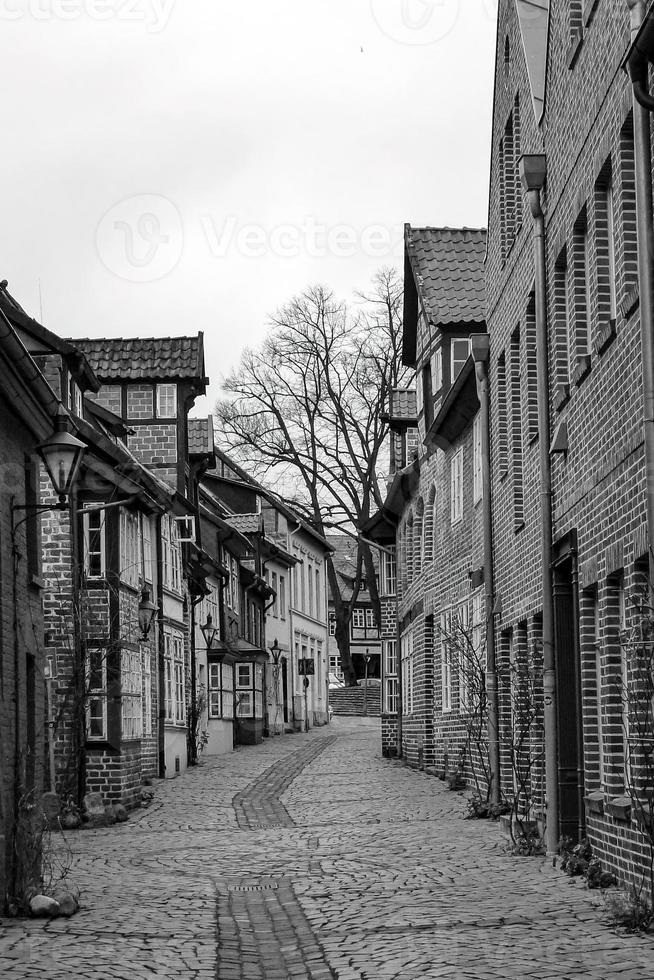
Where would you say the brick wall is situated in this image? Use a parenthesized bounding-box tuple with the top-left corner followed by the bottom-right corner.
(486, 0, 652, 890)
(0, 412, 46, 907)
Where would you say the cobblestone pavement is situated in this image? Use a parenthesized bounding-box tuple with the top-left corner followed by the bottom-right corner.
(1, 717, 653, 979)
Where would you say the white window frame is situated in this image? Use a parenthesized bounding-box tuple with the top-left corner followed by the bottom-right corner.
(236, 663, 254, 717)
(440, 612, 453, 713)
(381, 548, 397, 597)
(401, 629, 414, 715)
(279, 575, 286, 620)
(383, 639, 398, 714)
(451, 338, 472, 383)
(430, 348, 443, 393)
(208, 662, 223, 719)
(142, 513, 153, 584)
(120, 508, 140, 588)
(365, 608, 376, 629)
(271, 571, 278, 618)
(86, 646, 107, 740)
(329, 615, 336, 637)
(450, 448, 464, 525)
(473, 414, 483, 505)
(156, 383, 177, 419)
(142, 648, 152, 737)
(606, 179, 617, 320)
(83, 510, 106, 579)
(121, 648, 143, 740)
(352, 608, 365, 629)
(164, 629, 185, 725)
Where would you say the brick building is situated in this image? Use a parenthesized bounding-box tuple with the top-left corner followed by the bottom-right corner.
(0, 311, 65, 909)
(326, 535, 381, 685)
(73, 336, 210, 782)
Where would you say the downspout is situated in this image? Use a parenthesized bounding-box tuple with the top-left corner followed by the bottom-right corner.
(626, 0, 654, 587)
(471, 335, 501, 807)
(155, 514, 166, 779)
(519, 154, 559, 855)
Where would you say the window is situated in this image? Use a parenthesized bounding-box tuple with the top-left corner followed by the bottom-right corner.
(156, 383, 177, 418)
(307, 561, 314, 617)
(229, 555, 240, 614)
(162, 515, 182, 593)
(365, 608, 376, 629)
(606, 180, 617, 320)
(279, 575, 286, 619)
(208, 662, 226, 719)
(142, 649, 152, 737)
(142, 514, 153, 583)
(510, 327, 524, 527)
(406, 427, 419, 462)
(121, 648, 142, 739)
(595, 164, 618, 329)
(384, 640, 399, 714)
(381, 548, 397, 596)
(164, 630, 185, 724)
(422, 362, 433, 429)
(272, 571, 278, 617)
(471, 590, 485, 672)
(70, 380, 83, 418)
(120, 508, 140, 588)
(473, 414, 483, 505)
(431, 348, 443, 394)
(236, 663, 254, 717)
(440, 610, 454, 712)
(525, 294, 538, 441)
(451, 338, 471, 384)
(450, 448, 463, 525)
(83, 510, 105, 578)
(352, 608, 365, 629)
(401, 630, 414, 715)
(315, 568, 321, 618)
(86, 646, 107, 740)
(457, 601, 471, 712)
(329, 615, 336, 636)
(497, 351, 508, 475)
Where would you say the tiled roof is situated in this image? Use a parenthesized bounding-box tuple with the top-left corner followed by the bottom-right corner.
(226, 513, 262, 535)
(71, 335, 206, 382)
(188, 417, 214, 457)
(326, 534, 379, 602)
(389, 388, 417, 421)
(406, 227, 486, 326)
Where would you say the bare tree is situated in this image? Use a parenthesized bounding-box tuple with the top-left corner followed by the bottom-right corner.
(216, 269, 406, 685)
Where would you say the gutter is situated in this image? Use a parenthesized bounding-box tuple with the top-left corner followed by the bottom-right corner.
(519, 153, 558, 856)
(625, 0, 654, 589)
(471, 335, 501, 808)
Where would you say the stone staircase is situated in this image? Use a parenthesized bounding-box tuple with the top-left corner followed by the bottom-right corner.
(329, 685, 381, 717)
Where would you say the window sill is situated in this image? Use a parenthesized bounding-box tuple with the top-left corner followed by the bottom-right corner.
(567, 27, 583, 68)
(553, 383, 570, 413)
(621, 283, 639, 320)
(593, 318, 616, 356)
(584, 790, 604, 816)
(583, 0, 599, 27)
(571, 354, 591, 387)
(605, 795, 631, 822)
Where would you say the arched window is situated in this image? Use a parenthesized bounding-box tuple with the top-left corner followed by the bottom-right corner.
(406, 512, 414, 586)
(414, 498, 424, 577)
(424, 486, 436, 563)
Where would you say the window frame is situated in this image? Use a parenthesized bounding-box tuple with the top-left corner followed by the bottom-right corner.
(156, 383, 177, 419)
(450, 448, 464, 525)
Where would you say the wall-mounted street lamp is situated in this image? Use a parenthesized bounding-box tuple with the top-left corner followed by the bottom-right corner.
(35, 412, 86, 510)
(138, 589, 158, 641)
(270, 637, 281, 665)
(200, 613, 219, 650)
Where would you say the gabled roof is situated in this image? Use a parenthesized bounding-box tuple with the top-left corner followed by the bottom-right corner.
(226, 513, 263, 535)
(403, 225, 487, 365)
(0, 284, 100, 392)
(386, 388, 417, 427)
(188, 417, 215, 458)
(71, 335, 207, 385)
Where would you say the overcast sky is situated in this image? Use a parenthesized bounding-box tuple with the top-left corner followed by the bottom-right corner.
(1, 0, 497, 417)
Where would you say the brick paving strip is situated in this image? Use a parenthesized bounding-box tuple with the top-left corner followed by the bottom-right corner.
(216, 878, 337, 980)
(232, 736, 337, 830)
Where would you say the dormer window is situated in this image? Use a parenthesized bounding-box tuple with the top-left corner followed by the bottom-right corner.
(156, 384, 177, 418)
(451, 339, 471, 384)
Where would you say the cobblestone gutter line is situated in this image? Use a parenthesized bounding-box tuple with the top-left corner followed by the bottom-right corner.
(232, 736, 337, 830)
(216, 877, 337, 980)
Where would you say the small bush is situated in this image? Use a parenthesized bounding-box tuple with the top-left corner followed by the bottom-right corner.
(604, 886, 653, 932)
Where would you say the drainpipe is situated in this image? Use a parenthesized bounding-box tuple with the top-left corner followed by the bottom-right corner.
(626, 0, 654, 587)
(519, 154, 558, 855)
(471, 335, 501, 807)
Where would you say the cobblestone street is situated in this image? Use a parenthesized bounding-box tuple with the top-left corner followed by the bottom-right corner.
(1, 718, 653, 979)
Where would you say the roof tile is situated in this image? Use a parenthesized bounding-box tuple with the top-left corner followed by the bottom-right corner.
(406, 227, 486, 326)
(71, 335, 205, 382)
